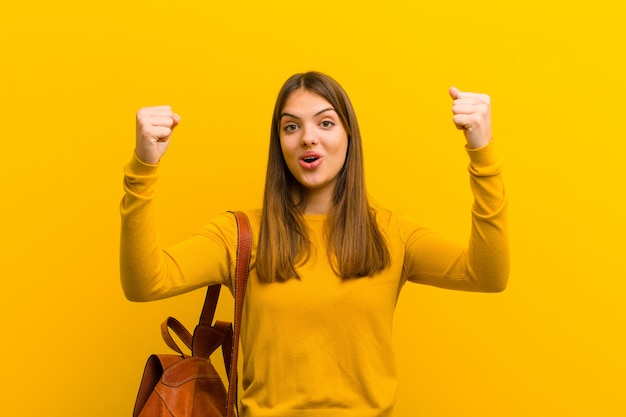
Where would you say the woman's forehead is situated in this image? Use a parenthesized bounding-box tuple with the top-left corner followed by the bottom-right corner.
(282, 89, 334, 114)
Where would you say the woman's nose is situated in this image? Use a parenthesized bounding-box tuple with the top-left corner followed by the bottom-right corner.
(301, 126, 318, 146)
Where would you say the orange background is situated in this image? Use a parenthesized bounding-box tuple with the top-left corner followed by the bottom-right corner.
(1, 1, 624, 416)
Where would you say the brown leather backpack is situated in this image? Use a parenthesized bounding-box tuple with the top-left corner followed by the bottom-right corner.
(132, 211, 252, 417)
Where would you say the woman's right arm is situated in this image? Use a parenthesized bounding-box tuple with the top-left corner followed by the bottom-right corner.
(120, 107, 233, 301)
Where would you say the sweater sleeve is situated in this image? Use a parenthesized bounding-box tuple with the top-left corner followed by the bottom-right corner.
(402, 141, 509, 292)
(119, 153, 237, 302)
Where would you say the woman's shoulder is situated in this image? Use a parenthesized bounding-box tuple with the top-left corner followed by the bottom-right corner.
(194, 209, 262, 239)
(371, 205, 427, 238)
(371, 204, 412, 223)
(371, 205, 403, 233)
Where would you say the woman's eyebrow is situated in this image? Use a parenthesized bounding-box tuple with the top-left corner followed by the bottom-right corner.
(280, 107, 336, 120)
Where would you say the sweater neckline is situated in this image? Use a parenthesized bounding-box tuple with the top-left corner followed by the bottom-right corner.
(303, 213, 327, 222)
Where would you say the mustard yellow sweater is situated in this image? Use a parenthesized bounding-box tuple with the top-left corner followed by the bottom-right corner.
(120, 143, 509, 417)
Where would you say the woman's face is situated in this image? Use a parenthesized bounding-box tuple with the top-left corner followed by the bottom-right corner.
(279, 89, 349, 200)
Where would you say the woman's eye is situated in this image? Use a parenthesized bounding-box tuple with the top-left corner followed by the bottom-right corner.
(284, 123, 298, 132)
(320, 120, 334, 128)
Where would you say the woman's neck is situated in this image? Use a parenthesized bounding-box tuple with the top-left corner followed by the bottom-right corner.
(301, 187, 334, 215)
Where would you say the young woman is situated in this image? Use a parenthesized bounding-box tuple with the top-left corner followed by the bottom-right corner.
(120, 71, 509, 417)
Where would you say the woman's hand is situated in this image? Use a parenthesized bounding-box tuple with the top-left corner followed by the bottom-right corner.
(135, 106, 181, 164)
(449, 87, 492, 149)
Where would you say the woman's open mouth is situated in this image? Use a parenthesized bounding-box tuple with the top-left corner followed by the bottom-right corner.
(299, 152, 323, 169)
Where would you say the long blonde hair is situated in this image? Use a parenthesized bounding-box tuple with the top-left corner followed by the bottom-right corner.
(257, 71, 390, 282)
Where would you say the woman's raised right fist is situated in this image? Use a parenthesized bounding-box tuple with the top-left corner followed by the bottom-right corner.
(135, 106, 181, 164)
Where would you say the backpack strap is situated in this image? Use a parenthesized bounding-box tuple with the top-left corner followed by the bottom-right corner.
(168, 211, 251, 415)
(161, 317, 193, 356)
(226, 211, 252, 417)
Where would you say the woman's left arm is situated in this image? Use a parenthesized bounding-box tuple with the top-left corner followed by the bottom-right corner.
(404, 88, 509, 292)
